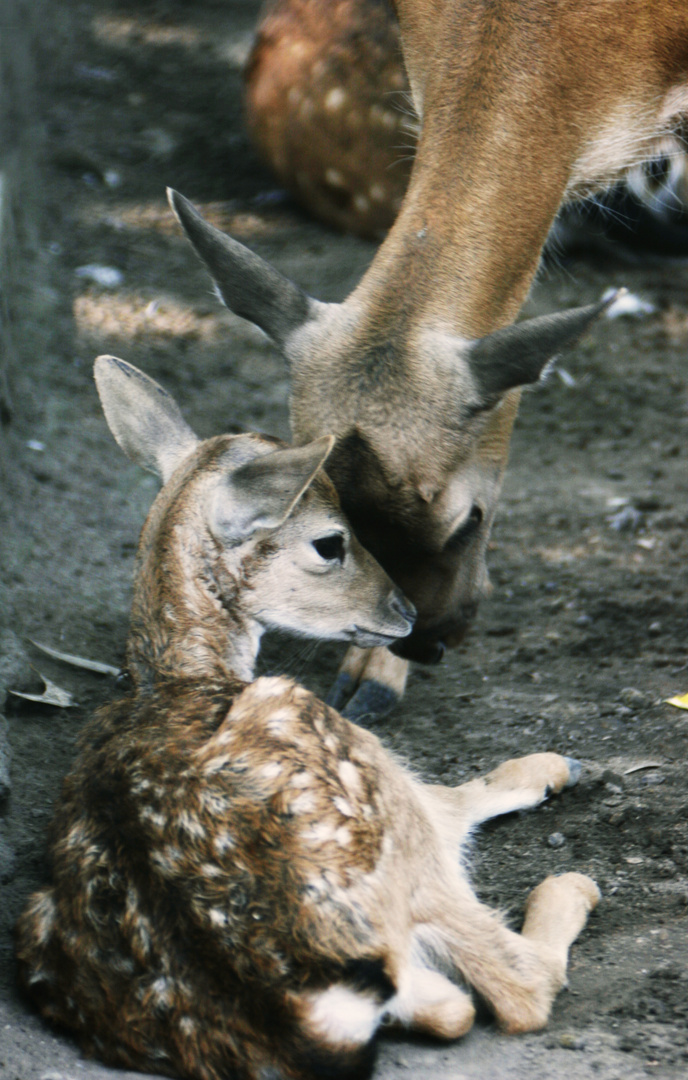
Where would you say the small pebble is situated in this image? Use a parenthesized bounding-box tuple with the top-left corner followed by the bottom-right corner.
(618, 687, 651, 709)
(607, 505, 642, 532)
(75, 264, 124, 288)
(548, 832, 566, 848)
(559, 1031, 585, 1050)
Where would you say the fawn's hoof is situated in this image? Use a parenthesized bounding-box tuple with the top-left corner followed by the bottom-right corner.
(563, 757, 583, 787)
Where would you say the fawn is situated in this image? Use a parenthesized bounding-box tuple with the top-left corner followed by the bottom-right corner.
(16, 356, 599, 1080)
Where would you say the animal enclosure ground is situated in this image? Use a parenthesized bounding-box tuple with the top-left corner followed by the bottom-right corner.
(1, 2, 688, 1078)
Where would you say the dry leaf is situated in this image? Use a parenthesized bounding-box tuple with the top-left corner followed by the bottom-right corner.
(623, 761, 664, 775)
(10, 672, 77, 708)
(29, 638, 119, 677)
(665, 693, 688, 710)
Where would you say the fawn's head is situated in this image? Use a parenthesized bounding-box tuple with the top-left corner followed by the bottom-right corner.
(168, 190, 613, 664)
(94, 356, 414, 684)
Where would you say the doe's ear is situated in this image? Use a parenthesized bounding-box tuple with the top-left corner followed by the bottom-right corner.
(210, 435, 335, 544)
(94, 355, 200, 482)
(465, 292, 622, 402)
(167, 188, 316, 350)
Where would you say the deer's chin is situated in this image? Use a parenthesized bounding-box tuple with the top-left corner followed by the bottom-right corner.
(389, 637, 446, 664)
(389, 610, 475, 664)
(348, 626, 408, 648)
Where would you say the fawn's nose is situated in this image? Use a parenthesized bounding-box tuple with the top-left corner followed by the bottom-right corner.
(388, 588, 417, 630)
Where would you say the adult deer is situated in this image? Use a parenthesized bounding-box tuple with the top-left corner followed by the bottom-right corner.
(168, 2, 688, 722)
(166, 192, 614, 721)
(17, 357, 599, 1080)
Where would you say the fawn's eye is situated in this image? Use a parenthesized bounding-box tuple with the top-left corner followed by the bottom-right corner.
(445, 505, 484, 551)
(312, 533, 345, 563)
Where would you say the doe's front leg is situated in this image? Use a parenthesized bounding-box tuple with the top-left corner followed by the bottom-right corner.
(327, 645, 409, 722)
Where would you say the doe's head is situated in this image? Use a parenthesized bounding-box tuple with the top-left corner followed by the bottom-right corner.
(167, 190, 615, 664)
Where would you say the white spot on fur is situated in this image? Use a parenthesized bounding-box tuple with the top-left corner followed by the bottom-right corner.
(200, 863, 223, 879)
(28, 971, 51, 986)
(333, 796, 355, 818)
(203, 754, 231, 775)
(208, 908, 229, 927)
(260, 760, 284, 780)
(291, 771, 312, 788)
(304, 876, 327, 899)
(152, 977, 172, 1005)
(29, 891, 56, 946)
(325, 87, 346, 111)
(249, 677, 291, 702)
(213, 830, 235, 854)
(302, 822, 336, 845)
(335, 826, 352, 846)
(140, 806, 167, 829)
(179, 1015, 196, 1036)
(150, 845, 182, 876)
(338, 760, 361, 796)
(306, 985, 382, 1046)
(325, 168, 346, 188)
(290, 790, 316, 814)
(177, 811, 205, 838)
(65, 822, 88, 849)
(266, 707, 299, 735)
(199, 790, 231, 815)
(354, 194, 370, 213)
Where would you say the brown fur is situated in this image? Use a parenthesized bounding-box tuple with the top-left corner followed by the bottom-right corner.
(17, 360, 599, 1080)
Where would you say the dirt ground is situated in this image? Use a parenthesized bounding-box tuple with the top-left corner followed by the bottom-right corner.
(1, 2, 688, 1079)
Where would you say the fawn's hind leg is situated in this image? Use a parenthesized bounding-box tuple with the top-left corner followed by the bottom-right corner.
(520, 872, 602, 975)
(386, 966, 476, 1039)
(429, 870, 600, 1034)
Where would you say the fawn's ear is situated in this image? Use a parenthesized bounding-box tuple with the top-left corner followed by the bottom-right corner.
(94, 356, 200, 483)
(210, 436, 335, 543)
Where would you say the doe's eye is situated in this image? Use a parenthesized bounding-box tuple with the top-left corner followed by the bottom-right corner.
(312, 533, 345, 563)
(445, 505, 484, 551)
